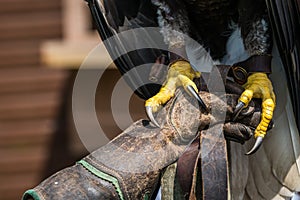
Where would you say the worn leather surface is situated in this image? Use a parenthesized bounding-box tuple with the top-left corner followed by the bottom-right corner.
(23, 88, 202, 200)
(170, 91, 262, 200)
(162, 66, 263, 200)
(24, 90, 262, 200)
(24, 164, 119, 200)
(23, 66, 264, 200)
(200, 124, 228, 200)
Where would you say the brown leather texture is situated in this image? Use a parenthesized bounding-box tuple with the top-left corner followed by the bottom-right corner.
(24, 164, 120, 200)
(170, 93, 261, 200)
(23, 66, 264, 200)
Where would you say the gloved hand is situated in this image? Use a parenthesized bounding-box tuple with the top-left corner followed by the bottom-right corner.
(22, 68, 265, 200)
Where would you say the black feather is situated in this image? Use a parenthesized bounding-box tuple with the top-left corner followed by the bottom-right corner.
(86, 0, 300, 130)
(85, 0, 165, 99)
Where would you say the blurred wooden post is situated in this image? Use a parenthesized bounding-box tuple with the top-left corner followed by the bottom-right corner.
(41, 0, 114, 69)
(40, 0, 144, 159)
(0, 0, 69, 199)
(64, 0, 88, 41)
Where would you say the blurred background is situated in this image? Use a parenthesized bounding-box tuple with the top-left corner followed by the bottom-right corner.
(0, 0, 145, 199)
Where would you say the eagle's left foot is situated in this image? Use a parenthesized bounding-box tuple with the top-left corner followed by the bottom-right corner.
(145, 60, 207, 127)
(233, 73, 276, 155)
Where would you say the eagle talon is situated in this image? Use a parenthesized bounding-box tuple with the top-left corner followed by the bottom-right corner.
(186, 85, 208, 111)
(245, 136, 263, 155)
(145, 106, 160, 127)
(145, 60, 202, 128)
(232, 101, 246, 121)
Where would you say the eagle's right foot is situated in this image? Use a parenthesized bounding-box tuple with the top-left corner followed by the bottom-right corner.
(145, 60, 207, 127)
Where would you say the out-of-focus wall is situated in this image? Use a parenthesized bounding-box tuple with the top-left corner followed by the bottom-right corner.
(0, 0, 68, 199)
(0, 1, 147, 199)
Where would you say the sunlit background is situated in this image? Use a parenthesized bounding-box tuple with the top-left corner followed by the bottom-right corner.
(0, 0, 146, 199)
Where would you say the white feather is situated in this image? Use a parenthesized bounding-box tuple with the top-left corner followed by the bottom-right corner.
(222, 25, 250, 65)
(185, 25, 250, 74)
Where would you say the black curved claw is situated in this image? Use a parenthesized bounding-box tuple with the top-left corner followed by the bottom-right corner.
(232, 101, 245, 121)
(145, 106, 160, 127)
(267, 120, 274, 131)
(245, 136, 263, 155)
(186, 85, 208, 112)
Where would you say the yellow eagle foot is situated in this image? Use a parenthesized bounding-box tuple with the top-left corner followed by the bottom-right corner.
(233, 72, 276, 155)
(145, 60, 207, 127)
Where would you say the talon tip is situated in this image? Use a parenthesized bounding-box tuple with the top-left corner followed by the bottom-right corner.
(186, 85, 208, 111)
(145, 106, 160, 128)
(267, 120, 274, 130)
(245, 136, 263, 155)
(233, 102, 245, 122)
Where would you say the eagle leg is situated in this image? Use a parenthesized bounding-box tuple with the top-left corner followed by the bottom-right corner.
(233, 72, 276, 154)
(145, 60, 206, 127)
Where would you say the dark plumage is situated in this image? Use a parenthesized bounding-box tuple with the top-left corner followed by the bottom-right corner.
(86, 0, 300, 130)
(152, 0, 271, 59)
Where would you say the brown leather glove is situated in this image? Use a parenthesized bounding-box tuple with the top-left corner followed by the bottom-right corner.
(22, 67, 263, 200)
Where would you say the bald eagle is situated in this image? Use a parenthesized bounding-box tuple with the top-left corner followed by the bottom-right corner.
(85, 0, 300, 198)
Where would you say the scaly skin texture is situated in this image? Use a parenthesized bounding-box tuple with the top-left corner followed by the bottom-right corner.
(239, 72, 276, 138)
(145, 60, 200, 112)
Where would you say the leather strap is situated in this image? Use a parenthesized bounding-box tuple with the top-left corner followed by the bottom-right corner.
(199, 124, 228, 200)
(196, 65, 232, 92)
(231, 55, 272, 84)
(176, 124, 229, 200)
(176, 135, 201, 198)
